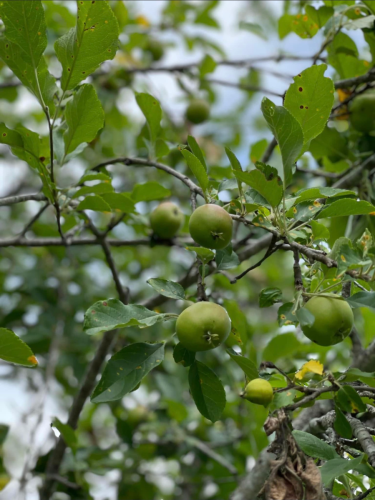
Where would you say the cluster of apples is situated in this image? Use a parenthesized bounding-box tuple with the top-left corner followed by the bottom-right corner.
(150, 202, 354, 406)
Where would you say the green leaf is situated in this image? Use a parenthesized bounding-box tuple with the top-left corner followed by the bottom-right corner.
(310, 221, 330, 241)
(293, 430, 339, 461)
(100, 193, 135, 213)
(131, 182, 171, 202)
(337, 386, 367, 413)
(0, 123, 24, 149)
(91, 343, 165, 403)
(147, 279, 185, 300)
(234, 164, 283, 207)
(334, 406, 352, 439)
(335, 244, 371, 276)
(249, 139, 268, 164)
(226, 348, 258, 380)
(0, 36, 57, 112)
(51, 418, 77, 452)
(346, 292, 375, 311)
(173, 343, 195, 368)
(309, 125, 349, 163)
(76, 195, 111, 212)
(317, 199, 375, 219)
(64, 84, 104, 157)
(185, 246, 215, 264)
(320, 456, 363, 487)
(225, 146, 242, 172)
(295, 187, 355, 204)
(239, 21, 267, 40)
(83, 298, 173, 336)
(0, 0, 47, 67)
(135, 93, 162, 143)
(296, 308, 315, 327)
(0, 328, 38, 367)
(188, 361, 226, 422)
(73, 182, 114, 198)
(215, 245, 240, 270)
(188, 135, 207, 170)
(264, 332, 301, 362)
(261, 97, 304, 187)
(199, 54, 217, 78)
(181, 149, 209, 192)
(278, 303, 299, 327)
(284, 65, 334, 144)
(55, 0, 119, 91)
(0, 426, 9, 446)
(259, 287, 283, 308)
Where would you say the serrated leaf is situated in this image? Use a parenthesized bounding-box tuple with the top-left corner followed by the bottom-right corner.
(55, 0, 119, 91)
(64, 84, 104, 157)
(259, 287, 283, 308)
(51, 418, 77, 452)
(284, 65, 334, 144)
(0, 328, 38, 367)
(181, 149, 209, 192)
(317, 199, 375, 219)
(147, 279, 185, 300)
(188, 361, 226, 422)
(335, 244, 372, 275)
(293, 430, 339, 460)
(261, 97, 304, 187)
(76, 195, 111, 212)
(83, 298, 173, 336)
(173, 343, 195, 367)
(334, 406, 352, 439)
(91, 342, 164, 403)
(188, 136, 207, 170)
(345, 292, 375, 311)
(215, 246, 240, 270)
(131, 182, 171, 202)
(234, 167, 283, 207)
(0, 36, 57, 112)
(0, 0, 47, 67)
(136, 93, 162, 143)
(226, 348, 258, 380)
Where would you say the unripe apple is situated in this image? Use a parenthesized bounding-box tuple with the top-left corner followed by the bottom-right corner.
(301, 294, 354, 346)
(150, 202, 184, 239)
(176, 301, 231, 352)
(350, 91, 375, 133)
(242, 378, 274, 406)
(189, 204, 233, 250)
(185, 99, 210, 124)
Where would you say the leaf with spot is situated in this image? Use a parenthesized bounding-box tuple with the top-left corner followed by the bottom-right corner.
(64, 84, 104, 158)
(55, 0, 119, 91)
(336, 244, 372, 275)
(0, 328, 38, 368)
(336, 386, 366, 414)
(135, 93, 162, 143)
(147, 279, 185, 300)
(83, 299, 174, 336)
(294, 187, 355, 204)
(173, 343, 195, 368)
(0, 36, 57, 112)
(261, 98, 304, 187)
(188, 361, 226, 422)
(284, 65, 334, 144)
(0, 0, 47, 67)
(91, 342, 165, 403)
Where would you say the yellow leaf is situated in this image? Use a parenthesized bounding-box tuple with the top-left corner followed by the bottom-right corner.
(295, 360, 324, 380)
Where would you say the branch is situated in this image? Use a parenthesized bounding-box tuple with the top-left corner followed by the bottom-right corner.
(91, 157, 204, 197)
(0, 236, 152, 248)
(347, 416, 375, 468)
(261, 137, 277, 164)
(292, 248, 304, 292)
(332, 153, 375, 189)
(231, 234, 278, 283)
(335, 68, 375, 90)
(204, 78, 284, 98)
(18, 202, 49, 238)
(0, 193, 47, 206)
